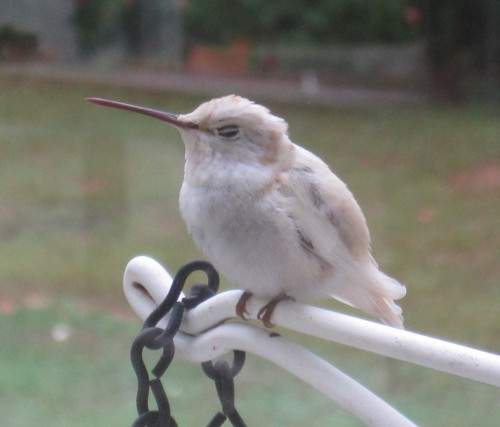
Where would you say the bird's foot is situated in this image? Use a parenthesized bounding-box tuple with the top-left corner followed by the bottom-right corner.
(236, 291, 253, 320)
(257, 293, 293, 328)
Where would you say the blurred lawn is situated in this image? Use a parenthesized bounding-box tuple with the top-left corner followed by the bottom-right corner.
(0, 76, 499, 426)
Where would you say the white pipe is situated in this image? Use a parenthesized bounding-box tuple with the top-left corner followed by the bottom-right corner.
(174, 325, 416, 427)
(184, 290, 500, 388)
(124, 257, 500, 388)
(123, 256, 416, 426)
(123, 256, 500, 425)
(123, 255, 184, 325)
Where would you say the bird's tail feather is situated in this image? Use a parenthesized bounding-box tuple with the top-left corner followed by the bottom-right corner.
(373, 294, 405, 329)
(330, 269, 406, 329)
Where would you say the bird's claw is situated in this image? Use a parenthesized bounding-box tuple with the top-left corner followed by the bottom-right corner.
(236, 291, 292, 328)
(236, 291, 253, 320)
(257, 304, 276, 328)
(257, 293, 292, 328)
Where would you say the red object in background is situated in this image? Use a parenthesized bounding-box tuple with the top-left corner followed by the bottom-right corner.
(186, 38, 251, 76)
(404, 6, 421, 27)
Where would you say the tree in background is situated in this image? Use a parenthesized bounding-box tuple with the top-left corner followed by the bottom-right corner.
(71, 0, 104, 58)
(71, 0, 123, 59)
(121, 0, 143, 57)
(183, 0, 415, 45)
(417, 0, 500, 103)
(183, 0, 500, 103)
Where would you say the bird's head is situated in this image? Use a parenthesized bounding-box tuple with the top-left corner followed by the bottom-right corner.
(87, 95, 294, 181)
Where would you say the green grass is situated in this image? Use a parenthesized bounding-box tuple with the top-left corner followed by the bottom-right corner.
(0, 75, 499, 426)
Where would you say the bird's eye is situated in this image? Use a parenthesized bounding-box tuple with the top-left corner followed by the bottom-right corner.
(216, 125, 240, 139)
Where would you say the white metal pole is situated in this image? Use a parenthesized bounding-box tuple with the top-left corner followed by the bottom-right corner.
(123, 256, 418, 425)
(124, 255, 500, 388)
(174, 324, 417, 427)
(181, 290, 500, 388)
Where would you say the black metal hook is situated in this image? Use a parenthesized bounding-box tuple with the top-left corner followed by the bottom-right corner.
(130, 259, 246, 427)
(201, 350, 246, 380)
(143, 260, 219, 329)
(202, 351, 247, 427)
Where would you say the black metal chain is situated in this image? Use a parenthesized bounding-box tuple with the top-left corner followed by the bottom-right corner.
(202, 351, 247, 427)
(129, 260, 247, 427)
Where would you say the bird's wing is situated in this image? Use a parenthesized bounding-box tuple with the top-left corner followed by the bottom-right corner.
(279, 145, 371, 270)
(277, 145, 406, 328)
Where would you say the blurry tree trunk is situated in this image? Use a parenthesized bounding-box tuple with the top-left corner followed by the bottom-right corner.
(484, 0, 500, 105)
(423, 1, 477, 103)
(421, 0, 500, 104)
(141, 0, 183, 67)
(122, 0, 144, 58)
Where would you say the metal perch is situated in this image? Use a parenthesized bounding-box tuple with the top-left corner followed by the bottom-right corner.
(123, 255, 500, 426)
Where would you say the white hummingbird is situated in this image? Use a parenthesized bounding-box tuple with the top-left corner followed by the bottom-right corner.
(88, 95, 406, 328)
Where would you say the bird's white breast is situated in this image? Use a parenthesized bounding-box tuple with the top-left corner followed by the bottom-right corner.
(179, 179, 326, 299)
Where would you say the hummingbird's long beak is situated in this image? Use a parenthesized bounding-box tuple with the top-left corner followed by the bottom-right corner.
(86, 98, 198, 129)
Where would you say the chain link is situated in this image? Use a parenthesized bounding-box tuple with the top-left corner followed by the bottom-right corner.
(130, 260, 247, 426)
(202, 351, 247, 427)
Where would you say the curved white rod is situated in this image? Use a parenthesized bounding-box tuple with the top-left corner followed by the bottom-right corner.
(124, 256, 416, 426)
(124, 256, 500, 390)
(185, 292, 500, 388)
(174, 325, 416, 427)
(123, 255, 185, 325)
